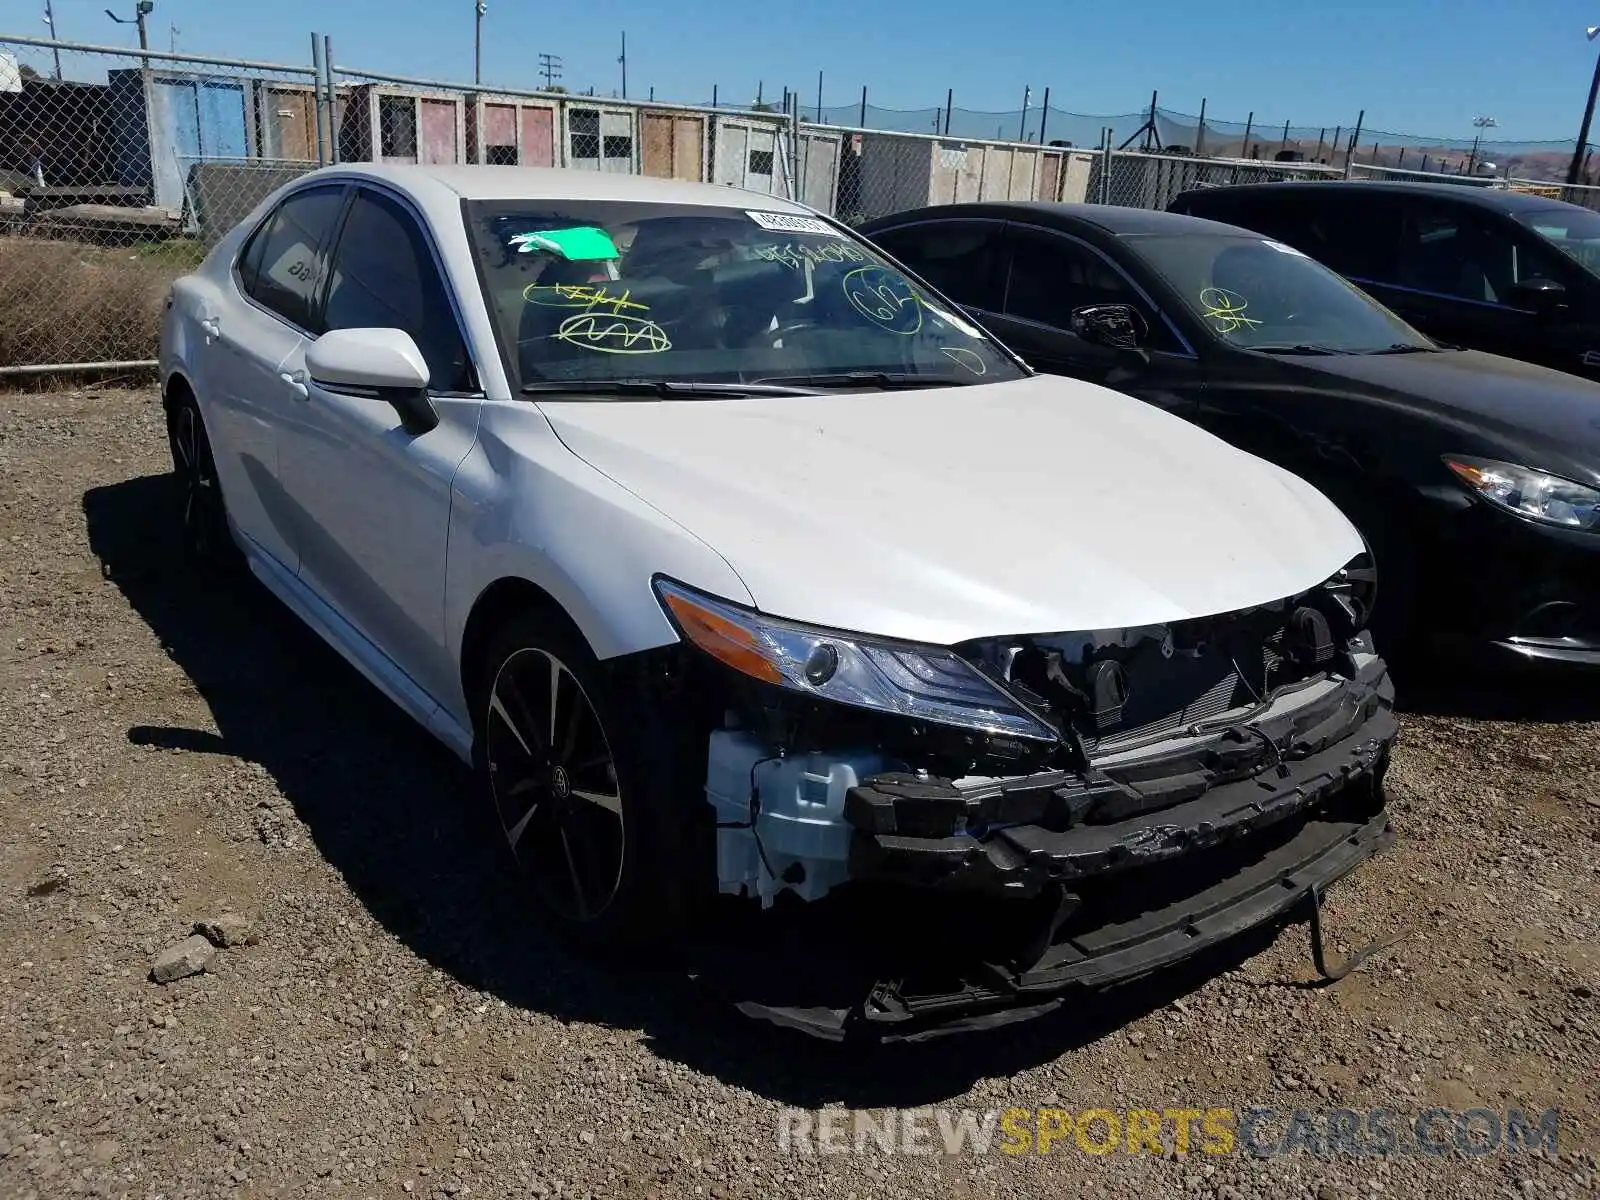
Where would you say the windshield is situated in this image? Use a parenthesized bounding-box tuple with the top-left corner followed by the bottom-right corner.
(1515, 206, 1600, 276)
(463, 199, 1025, 392)
(1131, 233, 1434, 354)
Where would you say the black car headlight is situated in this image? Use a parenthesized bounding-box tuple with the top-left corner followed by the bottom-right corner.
(1445, 456, 1600, 531)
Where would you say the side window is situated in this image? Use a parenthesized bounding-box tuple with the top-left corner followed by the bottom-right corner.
(867, 219, 1005, 312)
(1197, 193, 1397, 284)
(1392, 205, 1562, 305)
(322, 190, 474, 393)
(1291, 198, 1398, 282)
(1001, 227, 1178, 353)
(239, 185, 346, 330)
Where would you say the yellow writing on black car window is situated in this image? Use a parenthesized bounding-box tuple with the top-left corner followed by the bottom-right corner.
(553, 312, 672, 355)
(844, 266, 922, 335)
(1199, 287, 1262, 334)
(523, 283, 648, 315)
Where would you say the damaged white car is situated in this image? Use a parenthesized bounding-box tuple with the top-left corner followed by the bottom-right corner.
(159, 163, 1398, 1040)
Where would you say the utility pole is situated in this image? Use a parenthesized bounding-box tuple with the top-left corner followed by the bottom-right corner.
(618, 31, 627, 99)
(105, 1, 153, 65)
(1467, 114, 1496, 174)
(1572, 27, 1600, 184)
(537, 52, 563, 90)
(42, 0, 63, 79)
(474, 1, 486, 86)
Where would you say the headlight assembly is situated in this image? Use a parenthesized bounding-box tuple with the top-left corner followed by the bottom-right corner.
(653, 578, 1059, 742)
(1445, 456, 1600, 531)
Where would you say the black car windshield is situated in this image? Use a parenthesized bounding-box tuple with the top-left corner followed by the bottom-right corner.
(463, 199, 1024, 391)
(1514, 206, 1600, 276)
(1131, 233, 1434, 354)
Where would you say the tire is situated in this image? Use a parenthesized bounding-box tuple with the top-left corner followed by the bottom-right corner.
(473, 614, 698, 954)
(1322, 486, 1418, 666)
(165, 390, 237, 568)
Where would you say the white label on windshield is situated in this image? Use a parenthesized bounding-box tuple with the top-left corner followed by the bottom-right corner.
(746, 210, 844, 237)
(1263, 239, 1309, 257)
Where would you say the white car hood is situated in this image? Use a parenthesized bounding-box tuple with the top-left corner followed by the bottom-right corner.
(538, 374, 1363, 645)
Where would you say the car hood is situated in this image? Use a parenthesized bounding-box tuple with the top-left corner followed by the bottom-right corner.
(1281, 348, 1600, 471)
(536, 375, 1362, 645)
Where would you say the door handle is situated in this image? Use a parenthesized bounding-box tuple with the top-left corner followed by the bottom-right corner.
(200, 316, 220, 339)
(279, 370, 309, 400)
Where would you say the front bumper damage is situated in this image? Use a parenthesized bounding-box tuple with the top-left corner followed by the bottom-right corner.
(698, 652, 1399, 1042)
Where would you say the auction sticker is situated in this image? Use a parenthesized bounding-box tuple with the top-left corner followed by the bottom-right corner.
(746, 210, 844, 237)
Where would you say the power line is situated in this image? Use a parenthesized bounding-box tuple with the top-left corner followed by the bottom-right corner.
(537, 52, 563, 89)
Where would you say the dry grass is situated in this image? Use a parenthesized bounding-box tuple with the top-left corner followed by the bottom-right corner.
(0, 236, 185, 375)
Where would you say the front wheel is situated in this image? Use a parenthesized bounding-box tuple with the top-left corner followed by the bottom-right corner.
(475, 617, 696, 953)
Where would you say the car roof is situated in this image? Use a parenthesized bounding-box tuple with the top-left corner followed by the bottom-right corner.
(1174, 179, 1590, 217)
(862, 200, 1261, 239)
(285, 162, 814, 214)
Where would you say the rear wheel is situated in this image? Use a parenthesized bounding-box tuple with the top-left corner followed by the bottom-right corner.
(165, 390, 235, 566)
(475, 615, 695, 953)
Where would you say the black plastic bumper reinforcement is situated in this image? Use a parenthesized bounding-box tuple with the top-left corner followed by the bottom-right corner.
(846, 666, 1395, 898)
(728, 667, 1400, 1042)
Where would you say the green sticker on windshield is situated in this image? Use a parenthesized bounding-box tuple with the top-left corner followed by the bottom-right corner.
(509, 226, 620, 261)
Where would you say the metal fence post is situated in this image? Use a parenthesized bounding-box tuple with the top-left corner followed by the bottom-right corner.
(324, 35, 339, 163)
(789, 91, 801, 202)
(1100, 127, 1113, 204)
(310, 32, 328, 166)
(1343, 109, 1364, 177)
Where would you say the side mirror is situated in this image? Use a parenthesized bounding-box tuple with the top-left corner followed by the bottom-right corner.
(1508, 277, 1567, 317)
(1070, 303, 1149, 351)
(305, 328, 439, 434)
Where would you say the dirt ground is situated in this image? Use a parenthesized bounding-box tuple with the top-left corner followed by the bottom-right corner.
(0, 386, 1597, 1200)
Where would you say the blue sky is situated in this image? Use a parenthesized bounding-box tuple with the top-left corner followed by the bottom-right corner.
(4, 0, 1597, 142)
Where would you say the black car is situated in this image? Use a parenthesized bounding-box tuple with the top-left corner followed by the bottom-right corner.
(1168, 180, 1600, 382)
(858, 201, 1600, 667)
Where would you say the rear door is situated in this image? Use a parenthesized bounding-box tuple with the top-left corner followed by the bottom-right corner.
(204, 182, 348, 573)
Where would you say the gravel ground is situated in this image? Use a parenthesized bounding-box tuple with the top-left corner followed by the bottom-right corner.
(1, 385, 1597, 1200)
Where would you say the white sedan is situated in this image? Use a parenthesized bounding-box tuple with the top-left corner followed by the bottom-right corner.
(159, 164, 1397, 1040)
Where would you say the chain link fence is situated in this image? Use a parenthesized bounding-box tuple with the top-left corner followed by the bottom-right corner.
(6, 28, 1600, 375)
(811, 125, 1346, 228)
(0, 35, 323, 375)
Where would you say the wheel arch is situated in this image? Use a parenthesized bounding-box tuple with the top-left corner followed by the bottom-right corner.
(458, 576, 598, 729)
(162, 369, 196, 416)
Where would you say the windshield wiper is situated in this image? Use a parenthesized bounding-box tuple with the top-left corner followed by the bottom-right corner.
(751, 370, 975, 390)
(1248, 344, 1348, 356)
(1362, 343, 1437, 355)
(520, 379, 819, 399)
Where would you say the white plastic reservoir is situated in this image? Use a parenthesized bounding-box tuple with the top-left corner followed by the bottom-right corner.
(704, 729, 893, 907)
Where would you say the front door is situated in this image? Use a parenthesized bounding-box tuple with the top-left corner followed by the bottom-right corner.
(275, 186, 485, 709)
(1376, 201, 1595, 376)
(982, 223, 1203, 417)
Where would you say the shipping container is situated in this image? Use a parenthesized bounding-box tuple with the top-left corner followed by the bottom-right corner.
(639, 109, 707, 182)
(338, 84, 467, 166)
(466, 94, 558, 167)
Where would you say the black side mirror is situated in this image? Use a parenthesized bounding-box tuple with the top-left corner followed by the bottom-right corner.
(1508, 277, 1567, 317)
(1070, 303, 1149, 350)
